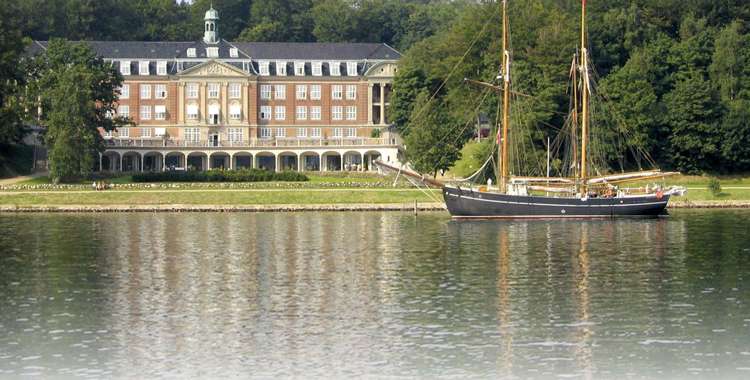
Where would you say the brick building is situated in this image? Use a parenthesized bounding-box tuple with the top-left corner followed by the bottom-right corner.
(32, 6, 402, 172)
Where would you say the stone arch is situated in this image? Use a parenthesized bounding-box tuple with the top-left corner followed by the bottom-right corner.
(121, 151, 142, 172)
(277, 151, 298, 172)
(186, 151, 208, 171)
(321, 151, 342, 172)
(342, 150, 363, 171)
(232, 151, 253, 170)
(142, 151, 164, 172)
(164, 151, 186, 171)
(363, 150, 382, 171)
(102, 151, 121, 172)
(255, 151, 276, 172)
(209, 151, 231, 170)
(299, 151, 321, 172)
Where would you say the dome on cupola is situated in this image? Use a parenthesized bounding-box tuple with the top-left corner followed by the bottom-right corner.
(205, 6, 219, 21)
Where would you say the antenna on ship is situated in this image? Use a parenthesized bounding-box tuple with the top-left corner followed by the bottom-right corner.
(499, 0, 511, 193)
(580, 0, 590, 196)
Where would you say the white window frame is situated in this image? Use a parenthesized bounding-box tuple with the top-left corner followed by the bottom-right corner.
(346, 106, 357, 121)
(310, 106, 321, 120)
(276, 61, 287, 76)
(347, 62, 358, 76)
(274, 106, 286, 121)
(157, 61, 167, 75)
(296, 106, 307, 120)
(119, 84, 129, 99)
(312, 62, 322, 76)
(331, 106, 343, 121)
(140, 105, 151, 120)
(311, 85, 321, 100)
(186, 104, 199, 120)
(187, 83, 199, 99)
(260, 85, 272, 100)
(154, 105, 167, 120)
(275, 128, 286, 138)
(120, 61, 131, 76)
(208, 83, 220, 99)
(260, 106, 272, 120)
(141, 127, 152, 138)
(187, 48, 196, 57)
(206, 47, 219, 58)
(298, 128, 308, 138)
(333, 127, 343, 138)
(331, 85, 343, 100)
(139, 61, 150, 76)
(155, 84, 167, 99)
(119, 127, 129, 138)
(260, 127, 272, 139)
(229, 83, 241, 99)
(311, 128, 321, 138)
(259, 61, 270, 76)
(294, 62, 305, 76)
(229, 104, 242, 120)
(329, 61, 341, 76)
(274, 85, 286, 100)
(346, 85, 357, 100)
(185, 127, 200, 142)
(228, 127, 243, 142)
(296, 85, 307, 100)
(140, 84, 151, 100)
(230, 48, 238, 58)
(117, 105, 129, 118)
(345, 128, 357, 138)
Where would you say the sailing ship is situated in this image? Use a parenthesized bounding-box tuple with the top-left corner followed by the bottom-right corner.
(442, 0, 686, 218)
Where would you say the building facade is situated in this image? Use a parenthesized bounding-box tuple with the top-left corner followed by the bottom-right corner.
(32, 7, 402, 173)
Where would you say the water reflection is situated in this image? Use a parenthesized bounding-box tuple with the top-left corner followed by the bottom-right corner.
(1, 211, 749, 379)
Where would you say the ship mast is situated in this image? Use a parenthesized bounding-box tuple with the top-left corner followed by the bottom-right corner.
(499, 0, 511, 193)
(580, 0, 589, 195)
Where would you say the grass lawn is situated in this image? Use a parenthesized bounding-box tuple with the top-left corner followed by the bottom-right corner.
(0, 189, 439, 206)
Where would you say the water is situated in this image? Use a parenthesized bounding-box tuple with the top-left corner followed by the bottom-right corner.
(0, 210, 749, 379)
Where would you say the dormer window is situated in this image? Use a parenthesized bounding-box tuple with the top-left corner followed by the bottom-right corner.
(120, 61, 131, 76)
(206, 47, 219, 58)
(312, 62, 322, 76)
(230, 48, 238, 58)
(329, 62, 341, 76)
(139, 61, 150, 76)
(157, 61, 167, 75)
(259, 61, 270, 76)
(276, 61, 287, 76)
(294, 62, 305, 76)
(347, 62, 358, 76)
(187, 48, 196, 58)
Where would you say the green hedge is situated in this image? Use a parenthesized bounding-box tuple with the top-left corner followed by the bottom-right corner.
(132, 169, 308, 183)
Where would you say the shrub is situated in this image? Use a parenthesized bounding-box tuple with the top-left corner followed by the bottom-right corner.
(132, 169, 308, 183)
(707, 177, 722, 196)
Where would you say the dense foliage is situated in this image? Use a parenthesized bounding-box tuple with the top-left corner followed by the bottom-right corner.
(132, 169, 308, 183)
(392, 0, 750, 175)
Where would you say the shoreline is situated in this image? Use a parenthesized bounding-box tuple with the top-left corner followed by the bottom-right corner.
(1, 201, 750, 213)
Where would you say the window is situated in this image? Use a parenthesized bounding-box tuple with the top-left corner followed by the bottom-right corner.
(311, 128, 321, 138)
(187, 83, 199, 99)
(230, 48, 238, 58)
(155, 84, 167, 99)
(229, 83, 241, 99)
(208, 83, 220, 99)
(259, 61, 270, 76)
(260, 106, 272, 120)
(294, 62, 305, 76)
(242, 61, 251, 72)
(274, 85, 286, 100)
(140, 84, 151, 99)
(154, 105, 167, 120)
(206, 47, 219, 58)
(141, 128, 152, 138)
(119, 127, 129, 138)
(346, 85, 357, 100)
(347, 62, 358, 76)
(119, 84, 129, 99)
(208, 104, 220, 124)
(296, 106, 307, 120)
(117, 105, 129, 117)
(275, 128, 286, 138)
(260, 127, 272, 138)
(228, 127, 242, 142)
(346, 128, 357, 138)
(187, 48, 196, 57)
(276, 61, 287, 76)
(329, 62, 341, 76)
(140, 105, 151, 120)
(333, 128, 343, 137)
(229, 104, 241, 120)
(346, 106, 357, 120)
(332, 106, 343, 120)
(120, 61, 131, 76)
(157, 61, 167, 75)
(186, 104, 199, 120)
(298, 128, 307, 138)
(331, 85, 343, 100)
(103, 129, 113, 138)
(139, 61, 150, 76)
(185, 127, 200, 142)
(310, 106, 321, 120)
(311, 85, 321, 100)
(312, 62, 322, 76)
(275, 106, 286, 121)
(260, 85, 271, 100)
(296, 85, 307, 100)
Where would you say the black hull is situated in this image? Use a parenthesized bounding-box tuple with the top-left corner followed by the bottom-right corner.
(443, 186, 670, 219)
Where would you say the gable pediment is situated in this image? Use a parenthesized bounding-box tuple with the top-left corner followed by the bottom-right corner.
(179, 60, 250, 78)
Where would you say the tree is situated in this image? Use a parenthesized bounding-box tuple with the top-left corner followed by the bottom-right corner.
(710, 21, 745, 102)
(30, 40, 129, 182)
(238, 0, 314, 42)
(404, 93, 462, 177)
(719, 100, 750, 171)
(0, 1, 28, 146)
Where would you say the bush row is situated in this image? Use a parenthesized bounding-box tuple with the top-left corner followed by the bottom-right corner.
(132, 169, 308, 183)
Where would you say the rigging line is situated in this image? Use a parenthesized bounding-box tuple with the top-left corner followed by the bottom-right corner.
(400, 10, 497, 135)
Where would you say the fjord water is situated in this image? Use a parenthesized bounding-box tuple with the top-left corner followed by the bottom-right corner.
(0, 211, 749, 379)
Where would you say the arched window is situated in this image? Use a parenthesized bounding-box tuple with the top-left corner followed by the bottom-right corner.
(209, 23, 214, 32)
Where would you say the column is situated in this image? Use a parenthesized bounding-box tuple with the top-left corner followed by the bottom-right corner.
(221, 83, 228, 125)
(206, 155, 211, 170)
(200, 83, 207, 124)
(242, 84, 249, 122)
(298, 156, 304, 172)
(98, 153, 103, 172)
(379, 83, 385, 125)
(367, 83, 374, 125)
(119, 154, 123, 172)
(162, 154, 166, 171)
(229, 154, 234, 170)
(178, 83, 185, 123)
(140, 155, 144, 172)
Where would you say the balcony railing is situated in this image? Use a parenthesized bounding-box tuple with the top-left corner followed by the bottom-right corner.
(103, 137, 397, 149)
